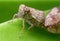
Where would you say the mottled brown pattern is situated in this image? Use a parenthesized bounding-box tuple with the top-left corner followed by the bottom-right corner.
(45, 7, 60, 27)
(14, 4, 45, 28)
(24, 10, 42, 27)
(13, 4, 60, 33)
(57, 7, 60, 13)
(45, 7, 60, 33)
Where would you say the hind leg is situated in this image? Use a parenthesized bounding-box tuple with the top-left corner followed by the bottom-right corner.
(47, 26, 56, 33)
(26, 20, 34, 30)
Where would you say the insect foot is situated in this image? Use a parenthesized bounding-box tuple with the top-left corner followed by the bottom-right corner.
(45, 7, 60, 33)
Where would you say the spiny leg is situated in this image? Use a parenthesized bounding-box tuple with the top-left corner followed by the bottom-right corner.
(13, 14, 25, 37)
(13, 14, 25, 30)
(19, 19, 25, 37)
(26, 20, 34, 30)
(20, 19, 25, 32)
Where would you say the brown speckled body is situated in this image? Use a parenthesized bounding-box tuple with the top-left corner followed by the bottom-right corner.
(45, 7, 60, 33)
(13, 4, 45, 29)
(23, 7, 44, 27)
(13, 4, 60, 33)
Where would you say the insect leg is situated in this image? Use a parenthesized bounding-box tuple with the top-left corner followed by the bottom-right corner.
(20, 19, 25, 31)
(19, 19, 25, 37)
(26, 20, 33, 30)
(8, 14, 18, 23)
(47, 26, 56, 33)
(12, 14, 18, 19)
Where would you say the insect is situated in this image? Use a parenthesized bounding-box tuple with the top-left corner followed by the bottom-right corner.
(45, 7, 60, 33)
(13, 4, 45, 30)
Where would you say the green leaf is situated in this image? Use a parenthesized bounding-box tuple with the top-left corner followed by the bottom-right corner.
(0, 18, 60, 41)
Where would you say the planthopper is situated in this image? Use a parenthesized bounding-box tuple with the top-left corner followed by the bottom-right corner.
(45, 7, 60, 33)
(13, 4, 45, 30)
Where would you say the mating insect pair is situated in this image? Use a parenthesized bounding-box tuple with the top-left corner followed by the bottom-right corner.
(13, 4, 60, 33)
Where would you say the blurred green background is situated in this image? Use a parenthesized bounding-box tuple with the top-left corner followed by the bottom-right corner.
(0, 0, 60, 41)
(0, 1, 60, 23)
